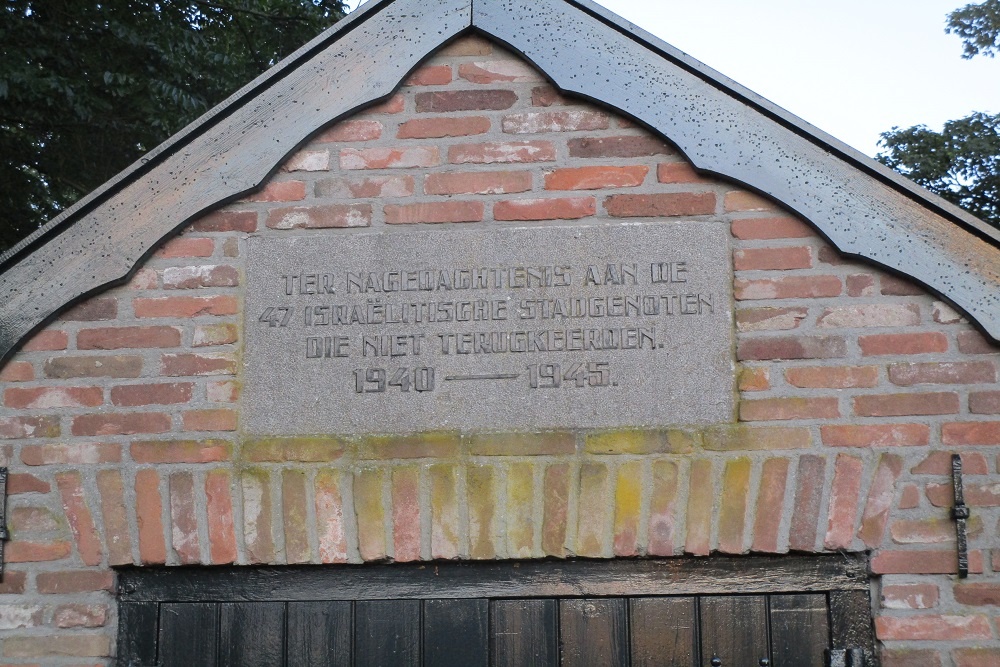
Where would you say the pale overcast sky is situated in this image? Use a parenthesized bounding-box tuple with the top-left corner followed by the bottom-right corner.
(344, 0, 998, 157)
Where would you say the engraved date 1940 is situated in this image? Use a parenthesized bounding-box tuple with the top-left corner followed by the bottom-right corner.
(353, 362, 612, 394)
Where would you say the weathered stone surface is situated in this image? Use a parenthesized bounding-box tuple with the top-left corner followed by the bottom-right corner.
(245, 224, 734, 435)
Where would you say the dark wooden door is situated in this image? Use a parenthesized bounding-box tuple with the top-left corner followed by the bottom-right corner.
(118, 557, 874, 666)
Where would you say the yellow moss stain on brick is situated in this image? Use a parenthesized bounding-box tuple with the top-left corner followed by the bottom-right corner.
(506, 463, 535, 558)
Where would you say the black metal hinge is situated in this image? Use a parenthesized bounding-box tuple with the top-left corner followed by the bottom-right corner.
(952, 454, 970, 578)
(0, 467, 8, 575)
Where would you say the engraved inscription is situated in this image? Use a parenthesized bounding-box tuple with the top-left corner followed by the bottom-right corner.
(244, 224, 735, 435)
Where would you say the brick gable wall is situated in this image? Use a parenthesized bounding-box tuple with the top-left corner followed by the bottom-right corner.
(0, 35, 997, 664)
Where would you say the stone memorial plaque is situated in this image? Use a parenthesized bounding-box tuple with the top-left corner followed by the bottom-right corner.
(244, 223, 734, 435)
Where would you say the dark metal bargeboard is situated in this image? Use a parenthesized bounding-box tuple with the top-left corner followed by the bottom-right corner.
(244, 223, 734, 435)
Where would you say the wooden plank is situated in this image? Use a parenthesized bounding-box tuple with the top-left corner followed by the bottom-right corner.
(770, 594, 829, 667)
(286, 601, 353, 667)
(121, 555, 869, 602)
(560, 598, 628, 667)
(492, 599, 559, 667)
(116, 601, 158, 667)
(0, 0, 473, 364)
(630, 597, 698, 667)
(219, 602, 285, 667)
(158, 602, 218, 667)
(423, 598, 489, 667)
(472, 0, 1000, 341)
(355, 599, 421, 667)
(699, 596, 769, 667)
(830, 591, 877, 667)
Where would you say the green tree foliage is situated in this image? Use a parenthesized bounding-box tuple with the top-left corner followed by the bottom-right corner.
(0, 0, 347, 253)
(877, 1, 1000, 227)
(947, 0, 1000, 58)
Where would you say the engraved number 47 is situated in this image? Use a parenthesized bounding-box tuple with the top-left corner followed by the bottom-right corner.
(258, 307, 293, 327)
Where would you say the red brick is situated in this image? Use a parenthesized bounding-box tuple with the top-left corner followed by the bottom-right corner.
(544, 165, 648, 190)
(207, 380, 240, 402)
(954, 648, 1000, 667)
(733, 247, 812, 271)
(891, 516, 980, 543)
(134, 295, 238, 318)
(242, 470, 275, 563)
(730, 216, 815, 240)
(404, 64, 452, 86)
(154, 236, 214, 258)
(53, 603, 107, 629)
(397, 116, 490, 139)
(131, 439, 231, 464)
(60, 297, 117, 321)
(205, 470, 237, 564)
(136, 469, 166, 564)
(161, 352, 237, 376)
(872, 549, 983, 574)
(881, 583, 939, 609)
(788, 455, 827, 551)
(958, 330, 1000, 354)
(502, 110, 608, 134)
(182, 409, 238, 432)
(0, 571, 26, 594)
(0, 415, 60, 439)
(736, 275, 842, 300)
(56, 472, 102, 566)
(21, 443, 120, 466)
(889, 361, 996, 386)
(657, 162, 710, 183)
(341, 147, 439, 170)
(168, 472, 200, 564)
(735, 307, 808, 332)
(823, 454, 863, 549)
(882, 649, 941, 667)
(702, 425, 811, 451)
(8, 474, 50, 494)
(785, 365, 879, 389)
(717, 458, 752, 554)
(738, 335, 847, 361)
(750, 458, 789, 553)
(281, 470, 310, 564)
(111, 382, 193, 407)
(315, 175, 414, 198)
(913, 451, 989, 475)
(4, 386, 103, 409)
(932, 301, 965, 324)
(244, 180, 305, 202)
(821, 424, 929, 448)
(10, 507, 58, 532)
(859, 332, 948, 356)
(366, 94, 406, 114)
(0, 361, 33, 382)
(44, 355, 142, 379)
(725, 191, 781, 212)
(531, 85, 568, 107)
(391, 467, 421, 563)
(315, 470, 348, 563)
(567, 135, 671, 158)
(6, 540, 71, 562)
(71, 412, 171, 436)
(97, 470, 132, 566)
(606, 193, 716, 218)
(193, 323, 238, 347)
(458, 60, 541, 83)
(494, 197, 596, 221)
(316, 119, 384, 142)
(449, 141, 556, 164)
(857, 454, 904, 547)
(927, 481, 1000, 507)
(284, 149, 330, 172)
(22, 330, 68, 351)
(415, 89, 518, 112)
(190, 210, 257, 233)
(846, 273, 876, 297)
(970, 390, 1000, 414)
(36, 570, 114, 594)
(162, 265, 239, 289)
(542, 463, 571, 557)
(425, 171, 532, 195)
(684, 459, 713, 556)
(955, 583, 1000, 606)
(942, 421, 1000, 446)
(740, 397, 839, 421)
(738, 367, 770, 392)
(385, 201, 484, 224)
(78, 325, 182, 350)
(854, 392, 960, 417)
(266, 204, 372, 229)
(881, 274, 925, 296)
(875, 615, 992, 641)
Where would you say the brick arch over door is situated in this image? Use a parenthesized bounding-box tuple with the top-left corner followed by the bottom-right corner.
(2, 0, 1000, 365)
